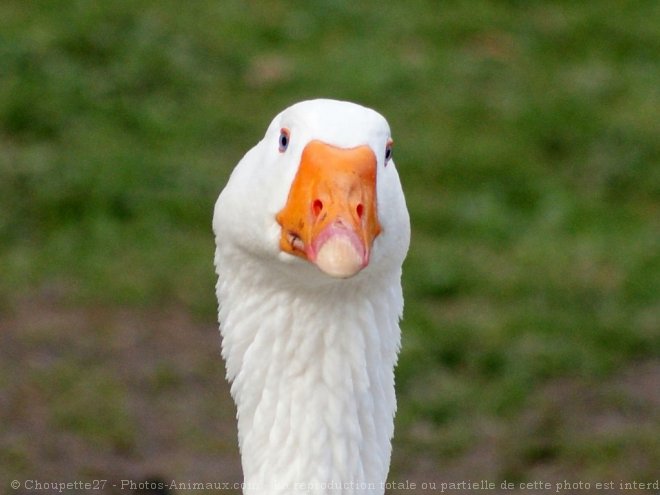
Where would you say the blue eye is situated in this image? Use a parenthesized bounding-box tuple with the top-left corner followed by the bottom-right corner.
(279, 129, 290, 152)
(384, 140, 393, 164)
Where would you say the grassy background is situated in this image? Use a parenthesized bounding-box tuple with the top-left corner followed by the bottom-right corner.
(1, 1, 659, 492)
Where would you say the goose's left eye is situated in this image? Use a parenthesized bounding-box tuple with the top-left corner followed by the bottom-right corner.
(384, 139, 393, 165)
(279, 129, 290, 153)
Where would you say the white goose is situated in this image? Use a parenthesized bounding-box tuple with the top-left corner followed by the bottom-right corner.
(213, 99, 410, 494)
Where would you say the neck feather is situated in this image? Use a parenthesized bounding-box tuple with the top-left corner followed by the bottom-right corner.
(215, 247, 403, 494)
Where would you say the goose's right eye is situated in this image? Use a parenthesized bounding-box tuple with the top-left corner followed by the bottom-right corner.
(279, 129, 290, 153)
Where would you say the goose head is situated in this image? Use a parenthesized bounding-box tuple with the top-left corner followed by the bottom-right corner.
(213, 99, 409, 287)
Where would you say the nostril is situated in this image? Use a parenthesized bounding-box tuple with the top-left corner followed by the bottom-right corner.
(312, 199, 324, 217)
(356, 203, 364, 219)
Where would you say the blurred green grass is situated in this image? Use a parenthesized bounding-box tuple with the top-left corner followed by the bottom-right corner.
(1, 0, 659, 486)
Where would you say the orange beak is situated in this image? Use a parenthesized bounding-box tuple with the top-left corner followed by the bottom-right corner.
(276, 140, 381, 278)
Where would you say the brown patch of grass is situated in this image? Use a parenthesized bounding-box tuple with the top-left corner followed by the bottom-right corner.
(2, 294, 658, 494)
